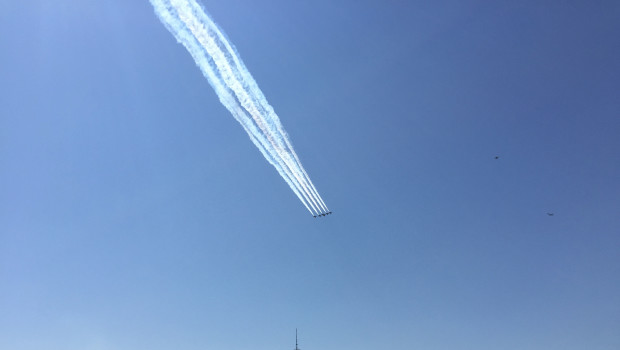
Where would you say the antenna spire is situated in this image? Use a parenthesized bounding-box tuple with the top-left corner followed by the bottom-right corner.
(295, 329, 300, 350)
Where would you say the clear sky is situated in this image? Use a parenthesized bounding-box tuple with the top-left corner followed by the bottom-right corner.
(1, 1, 619, 349)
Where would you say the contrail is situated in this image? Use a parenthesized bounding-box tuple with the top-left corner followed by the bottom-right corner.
(172, 1, 324, 213)
(149, 0, 318, 215)
(190, 2, 330, 213)
(150, 0, 328, 215)
(175, 0, 329, 214)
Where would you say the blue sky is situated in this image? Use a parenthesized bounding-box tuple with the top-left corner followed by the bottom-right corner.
(1, 1, 619, 349)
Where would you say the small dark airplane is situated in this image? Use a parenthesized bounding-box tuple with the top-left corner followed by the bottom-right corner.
(494, 156, 500, 159)
(547, 213, 554, 216)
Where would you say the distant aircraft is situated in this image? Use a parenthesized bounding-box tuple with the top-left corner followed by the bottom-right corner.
(547, 213, 554, 216)
(494, 156, 499, 159)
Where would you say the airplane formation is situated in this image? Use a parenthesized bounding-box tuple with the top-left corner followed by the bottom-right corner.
(313, 211, 333, 218)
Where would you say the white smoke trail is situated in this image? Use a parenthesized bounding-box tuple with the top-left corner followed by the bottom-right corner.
(150, 0, 317, 215)
(150, 0, 326, 215)
(206, 25, 330, 212)
(174, 0, 329, 212)
(170, 1, 322, 213)
(170, 2, 322, 214)
(166, 0, 327, 215)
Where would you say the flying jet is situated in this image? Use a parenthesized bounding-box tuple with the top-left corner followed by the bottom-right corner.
(547, 213, 554, 216)
(494, 156, 499, 159)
